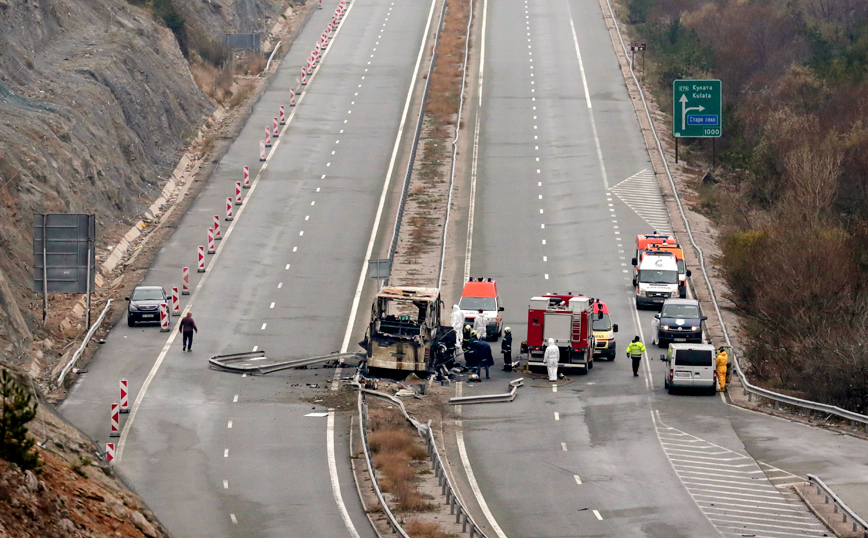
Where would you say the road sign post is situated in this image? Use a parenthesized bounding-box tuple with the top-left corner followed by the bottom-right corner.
(672, 79, 722, 139)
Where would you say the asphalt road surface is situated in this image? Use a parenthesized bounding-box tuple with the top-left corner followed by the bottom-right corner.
(455, 0, 865, 535)
(60, 0, 435, 535)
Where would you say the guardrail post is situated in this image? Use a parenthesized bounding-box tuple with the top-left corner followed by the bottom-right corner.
(462, 512, 468, 533)
(470, 526, 476, 538)
(450, 495, 456, 514)
(774, 400, 780, 410)
(442, 477, 448, 496)
(456, 506, 462, 524)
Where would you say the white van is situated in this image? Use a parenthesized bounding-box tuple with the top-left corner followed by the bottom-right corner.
(632, 251, 680, 308)
(660, 343, 716, 394)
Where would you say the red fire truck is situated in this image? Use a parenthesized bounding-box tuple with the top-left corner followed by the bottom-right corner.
(521, 293, 597, 374)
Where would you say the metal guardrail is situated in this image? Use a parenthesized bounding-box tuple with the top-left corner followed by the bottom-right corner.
(208, 351, 359, 375)
(386, 0, 449, 272)
(601, 0, 868, 430)
(806, 474, 868, 537)
(449, 379, 522, 405)
(55, 299, 113, 387)
(437, 0, 474, 288)
(358, 387, 489, 537)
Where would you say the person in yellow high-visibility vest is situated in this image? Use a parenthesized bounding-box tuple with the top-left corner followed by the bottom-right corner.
(626, 337, 645, 377)
(716, 347, 728, 392)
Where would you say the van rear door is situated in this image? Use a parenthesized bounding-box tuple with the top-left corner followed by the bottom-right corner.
(673, 349, 714, 387)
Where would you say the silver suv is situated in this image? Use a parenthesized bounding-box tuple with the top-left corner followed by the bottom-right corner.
(126, 286, 169, 327)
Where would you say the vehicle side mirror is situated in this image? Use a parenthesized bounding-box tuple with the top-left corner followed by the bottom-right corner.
(612, 324, 618, 333)
(125, 297, 130, 301)
(654, 314, 660, 319)
(631, 257, 638, 266)
(660, 354, 666, 361)
(701, 316, 707, 321)
(498, 306, 505, 311)
(686, 269, 692, 277)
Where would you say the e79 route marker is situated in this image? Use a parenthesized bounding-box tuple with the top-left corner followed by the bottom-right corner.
(673, 79, 722, 138)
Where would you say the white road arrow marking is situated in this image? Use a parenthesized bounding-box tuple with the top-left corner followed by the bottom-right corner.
(680, 94, 704, 131)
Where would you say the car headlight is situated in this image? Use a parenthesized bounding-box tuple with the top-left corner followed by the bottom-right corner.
(691, 326, 700, 331)
(662, 325, 669, 330)
(129, 305, 139, 312)
(639, 289, 647, 297)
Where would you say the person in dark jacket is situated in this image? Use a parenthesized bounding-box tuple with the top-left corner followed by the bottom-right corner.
(474, 339, 494, 379)
(179, 312, 198, 352)
(501, 327, 513, 371)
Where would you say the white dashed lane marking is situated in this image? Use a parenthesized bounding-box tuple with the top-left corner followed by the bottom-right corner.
(609, 169, 673, 234)
(653, 412, 827, 537)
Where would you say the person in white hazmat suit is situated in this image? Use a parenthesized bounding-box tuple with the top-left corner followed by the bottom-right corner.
(544, 338, 560, 382)
(473, 309, 488, 340)
(450, 305, 464, 336)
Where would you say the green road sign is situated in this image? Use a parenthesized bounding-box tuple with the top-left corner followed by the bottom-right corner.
(673, 79, 722, 138)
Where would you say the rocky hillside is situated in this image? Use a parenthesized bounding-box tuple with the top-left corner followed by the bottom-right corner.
(0, 0, 288, 364)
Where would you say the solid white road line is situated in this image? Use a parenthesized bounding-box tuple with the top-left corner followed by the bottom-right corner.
(456, 431, 508, 538)
(328, 412, 361, 538)
(340, 0, 438, 353)
(566, 2, 609, 190)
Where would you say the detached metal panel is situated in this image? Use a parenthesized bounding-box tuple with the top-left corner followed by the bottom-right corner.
(33, 214, 95, 294)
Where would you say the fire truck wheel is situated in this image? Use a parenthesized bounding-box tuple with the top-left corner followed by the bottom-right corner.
(588, 360, 594, 370)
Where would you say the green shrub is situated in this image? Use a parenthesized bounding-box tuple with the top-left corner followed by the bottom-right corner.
(0, 369, 40, 472)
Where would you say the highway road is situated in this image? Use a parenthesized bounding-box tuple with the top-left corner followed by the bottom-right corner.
(59, 0, 436, 535)
(454, 0, 864, 535)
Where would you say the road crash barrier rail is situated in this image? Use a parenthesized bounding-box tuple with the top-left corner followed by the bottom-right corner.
(601, 0, 868, 431)
(209, 351, 361, 375)
(358, 387, 489, 537)
(448, 378, 523, 405)
(55, 299, 113, 387)
(806, 474, 868, 537)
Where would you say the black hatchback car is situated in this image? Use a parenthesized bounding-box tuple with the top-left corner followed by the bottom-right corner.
(126, 285, 169, 326)
(655, 298, 706, 346)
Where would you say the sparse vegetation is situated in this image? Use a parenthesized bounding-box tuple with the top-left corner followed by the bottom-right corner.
(404, 518, 460, 538)
(0, 369, 40, 472)
(623, 0, 868, 410)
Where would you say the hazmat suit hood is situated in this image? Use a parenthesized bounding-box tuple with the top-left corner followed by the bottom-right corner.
(548, 338, 555, 346)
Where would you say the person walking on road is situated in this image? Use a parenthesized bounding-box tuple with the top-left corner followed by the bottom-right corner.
(626, 336, 645, 377)
(180, 312, 198, 352)
(474, 339, 494, 379)
(473, 309, 488, 340)
(544, 338, 560, 382)
(716, 347, 728, 392)
(501, 327, 513, 371)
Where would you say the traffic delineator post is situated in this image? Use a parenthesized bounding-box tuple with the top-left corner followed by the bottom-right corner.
(172, 286, 180, 313)
(182, 267, 190, 295)
(159, 302, 169, 332)
(260, 140, 266, 161)
(197, 246, 206, 273)
(273, 117, 279, 138)
(110, 403, 120, 438)
(301, 68, 308, 85)
(265, 126, 272, 148)
(207, 227, 215, 254)
(119, 379, 130, 414)
(213, 215, 222, 240)
(318, 0, 322, 9)
(243, 165, 250, 188)
(106, 443, 115, 463)
(279, 105, 286, 124)
(226, 197, 234, 221)
(235, 181, 243, 206)
(290, 88, 296, 107)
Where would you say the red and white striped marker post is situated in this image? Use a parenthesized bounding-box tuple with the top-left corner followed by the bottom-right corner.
(197, 246, 206, 273)
(225, 197, 234, 221)
(182, 267, 190, 295)
(301, 68, 308, 85)
(110, 403, 120, 438)
(306, 59, 313, 75)
(243, 167, 251, 189)
(235, 182, 243, 205)
(265, 126, 272, 148)
(318, 0, 322, 9)
(273, 117, 279, 138)
(119, 379, 130, 414)
(159, 302, 169, 332)
(260, 140, 266, 161)
(290, 88, 297, 107)
(315, 42, 321, 59)
(172, 286, 180, 314)
(279, 105, 286, 124)
(207, 227, 215, 254)
(106, 443, 115, 464)
(213, 215, 222, 240)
